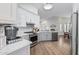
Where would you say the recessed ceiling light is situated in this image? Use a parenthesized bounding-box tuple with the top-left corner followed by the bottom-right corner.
(44, 3, 53, 10)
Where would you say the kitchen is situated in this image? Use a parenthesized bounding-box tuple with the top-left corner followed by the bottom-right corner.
(0, 3, 79, 55)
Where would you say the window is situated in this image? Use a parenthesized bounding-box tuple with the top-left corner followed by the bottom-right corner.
(60, 24, 62, 32)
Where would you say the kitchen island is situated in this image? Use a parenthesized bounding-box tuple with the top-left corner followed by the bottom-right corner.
(0, 39, 31, 55)
(37, 31, 58, 41)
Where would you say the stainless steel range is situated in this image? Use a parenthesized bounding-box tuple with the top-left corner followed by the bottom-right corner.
(24, 32, 38, 48)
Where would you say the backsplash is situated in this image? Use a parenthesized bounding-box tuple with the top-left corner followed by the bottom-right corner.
(0, 25, 33, 36)
(17, 27, 33, 36)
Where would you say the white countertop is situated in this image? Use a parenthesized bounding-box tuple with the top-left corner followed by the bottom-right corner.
(37, 31, 58, 33)
(0, 39, 31, 55)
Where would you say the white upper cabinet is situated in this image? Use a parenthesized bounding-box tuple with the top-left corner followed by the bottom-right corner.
(33, 15, 40, 28)
(16, 7, 27, 27)
(16, 4, 40, 27)
(0, 3, 17, 24)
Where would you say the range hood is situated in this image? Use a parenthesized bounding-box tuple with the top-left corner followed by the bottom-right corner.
(26, 22, 35, 28)
(26, 22, 35, 25)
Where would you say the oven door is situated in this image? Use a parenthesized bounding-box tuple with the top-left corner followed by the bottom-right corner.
(30, 35, 38, 48)
(30, 36, 37, 42)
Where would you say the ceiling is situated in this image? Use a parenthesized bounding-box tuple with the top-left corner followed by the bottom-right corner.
(20, 3, 73, 19)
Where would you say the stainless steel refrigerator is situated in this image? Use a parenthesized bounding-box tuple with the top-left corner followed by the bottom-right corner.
(71, 10, 79, 55)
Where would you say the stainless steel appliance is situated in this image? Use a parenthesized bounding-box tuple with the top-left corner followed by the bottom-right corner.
(24, 32, 38, 48)
(29, 33, 38, 48)
(52, 32, 58, 41)
(4, 26, 20, 44)
(71, 10, 79, 55)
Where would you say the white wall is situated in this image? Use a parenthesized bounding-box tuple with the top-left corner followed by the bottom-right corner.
(40, 17, 59, 31)
(58, 17, 71, 35)
(40, 16, 71, 35)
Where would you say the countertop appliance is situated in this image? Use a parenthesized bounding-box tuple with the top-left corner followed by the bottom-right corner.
(4, 26, 21, 44)
(24, 32, 38, 48)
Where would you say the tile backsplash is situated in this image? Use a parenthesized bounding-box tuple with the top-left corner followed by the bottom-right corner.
(0, 25, 33, 36)
(17, 27, 33, 36)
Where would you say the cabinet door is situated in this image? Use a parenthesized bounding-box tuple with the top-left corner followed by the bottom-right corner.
(8, 46, 30, 55)
(29, 13, 34, 23)
(20, 15, 26, 27)
(26, 12, 31, 23)
(38, 32, 52, 41)
(37, 33, 40, 41)
(41, 32, 47, 41)
(38, 32, 43, 41)
(38, 32, 45, 41)
(28, 14, 40, 27)
(46, 32, 52, 40)
(16, 7, 27, 27)
(0, 3, 16, 24)
(33, 15, 40, 27)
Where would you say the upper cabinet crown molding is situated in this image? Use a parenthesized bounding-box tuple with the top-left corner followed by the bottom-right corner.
(18, 4, 39, 16)
(0, 3, 17, 24)
(16, 5, 40, 27)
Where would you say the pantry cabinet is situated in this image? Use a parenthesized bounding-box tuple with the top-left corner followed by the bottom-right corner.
(0, 3, 17, 24)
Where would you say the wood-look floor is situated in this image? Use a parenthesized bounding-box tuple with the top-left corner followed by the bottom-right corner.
(30, 36, 71, 55)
